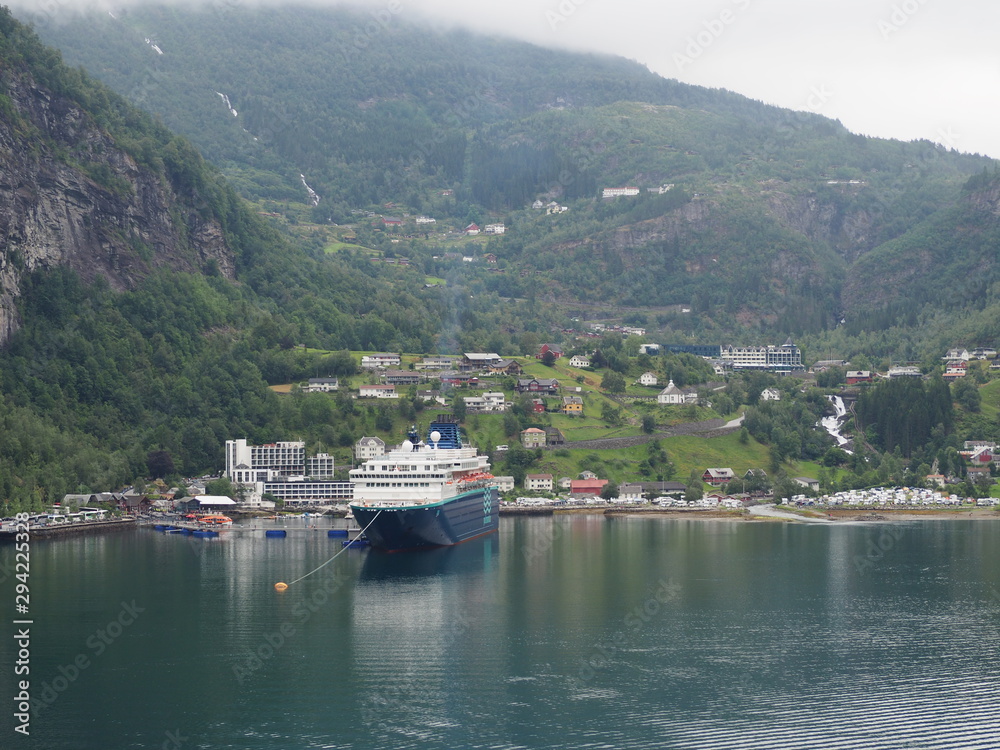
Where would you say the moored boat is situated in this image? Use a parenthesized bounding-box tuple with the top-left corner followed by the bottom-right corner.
(349, 420, 498, 552)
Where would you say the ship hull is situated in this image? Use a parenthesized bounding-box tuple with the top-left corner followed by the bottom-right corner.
(350, 486, 498, 552)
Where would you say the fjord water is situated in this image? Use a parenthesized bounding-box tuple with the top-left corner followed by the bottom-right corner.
(4, 515, 1000, 749)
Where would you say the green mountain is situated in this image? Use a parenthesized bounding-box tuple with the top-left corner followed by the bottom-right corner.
(0, 7, 561, 507)
(20, 3, 996, 348)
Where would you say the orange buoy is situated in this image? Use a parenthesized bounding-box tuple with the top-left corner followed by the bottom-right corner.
(274, 582, 289, 591)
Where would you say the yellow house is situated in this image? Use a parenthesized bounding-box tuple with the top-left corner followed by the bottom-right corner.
(562, 396, 583, 414)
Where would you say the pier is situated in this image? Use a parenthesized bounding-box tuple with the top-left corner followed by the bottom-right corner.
(0, 517, 137, 541)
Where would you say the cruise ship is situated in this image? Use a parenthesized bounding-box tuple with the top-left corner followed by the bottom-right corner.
(349, 421, 498, 552)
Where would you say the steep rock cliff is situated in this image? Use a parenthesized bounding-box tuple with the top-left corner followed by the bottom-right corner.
(0, 66, 235, 345)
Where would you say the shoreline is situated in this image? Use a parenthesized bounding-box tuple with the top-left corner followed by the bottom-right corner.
(574, 506, 1000, 522)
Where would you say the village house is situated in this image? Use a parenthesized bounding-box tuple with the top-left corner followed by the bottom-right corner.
(562, 396, 584, 414)
(303, 377, 339, 393)
(415, 356, 458, 370)
(887, 365, 922, 378)
(793, 477, 821, 492)
(967, 467, 992, 483)
(569, 354, 591, 368)
(438, 371, 479, 387)
(355, 436, 386, 461)
(521, 428, 547, 448)
(943, 361, 968, 380)
(381, 370, 422, 386)
(415, 215, 436, 224)
(416, 389, 445, 404)
(463, 396, 489, 413)
(484, 223, 505, 235)
(361, 352, 401, 369)
(483, 392, 507, 411)
(493, 476, 516, 492)
(381, 216, 403, 227)
(760, 387, 781, 401)
(537, 343, 564, 360)
(639, 372, 658, 387)
(516, 377, 560, 395)
(618, 483, 645, 503)
(702, 468, 736, 486)
(359, 384, 398, 399)
(461, 352, 502, 371)
(487, 358, 523, 376)
(465, 223, 481, 235)
(602, 187, 640, 198)
(846, 370, 873, 385)
(530, 398, 546, 414)
(525, 474, 554, 492)
(942, 348, 971, 362)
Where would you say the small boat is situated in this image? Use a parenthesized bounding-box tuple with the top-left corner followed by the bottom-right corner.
(198, 514, 233, 527)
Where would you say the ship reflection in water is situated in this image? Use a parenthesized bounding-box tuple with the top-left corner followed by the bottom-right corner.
(358, 533, 498, 582)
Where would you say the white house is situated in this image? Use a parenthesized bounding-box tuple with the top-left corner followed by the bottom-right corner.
(484, 223, 505, 235)
(525, 474, 554, 492)
(639, 372, 658, 387)
(465, 223, 480, 235)
(361, 353, 400, 369)
(760, 388, 781, 401)
(657, 380, 685, 405)
(304, 377, 339, 393)
(359, 384, 397, 399)
(618, 483, 645, 503)
(355, 437, 385, 461)
(493, 476, 516, 492)
(602, 187, 640, 198)
(569, 355, 591, 368)
(483, 392, 507, 411)
(415, 215, 436, 224)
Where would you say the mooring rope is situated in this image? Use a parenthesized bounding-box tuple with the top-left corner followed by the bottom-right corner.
(275, 510, 383, 590)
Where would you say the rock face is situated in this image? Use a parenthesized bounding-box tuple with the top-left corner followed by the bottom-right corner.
(0, 72, 235, 345)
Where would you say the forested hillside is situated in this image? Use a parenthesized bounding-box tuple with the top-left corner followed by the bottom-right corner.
(0, 8, 558, 506)
(20, 2, 996, 350)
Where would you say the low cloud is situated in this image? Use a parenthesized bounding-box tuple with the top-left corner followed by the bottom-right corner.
(9, 0, 1000, 157)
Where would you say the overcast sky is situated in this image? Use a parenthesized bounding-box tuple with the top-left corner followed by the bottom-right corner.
(18, 0, 1000, 158)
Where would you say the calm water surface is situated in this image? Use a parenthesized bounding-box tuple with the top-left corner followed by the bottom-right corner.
(3, 515, 1000, 749)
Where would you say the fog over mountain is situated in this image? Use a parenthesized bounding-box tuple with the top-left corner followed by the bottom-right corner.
(11, 0, 1000, 158)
